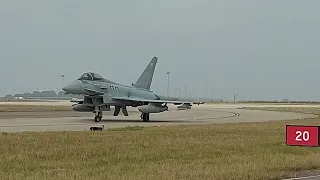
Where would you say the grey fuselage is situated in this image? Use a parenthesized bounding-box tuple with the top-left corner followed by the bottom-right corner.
(63, 77, 160, 106)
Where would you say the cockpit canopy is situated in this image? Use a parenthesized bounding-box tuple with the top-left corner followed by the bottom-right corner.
(77, 72, 104, 81)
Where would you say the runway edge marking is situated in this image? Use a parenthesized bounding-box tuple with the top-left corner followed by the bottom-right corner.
(194, 110, 240, 121)
(283, 174, 320, 180)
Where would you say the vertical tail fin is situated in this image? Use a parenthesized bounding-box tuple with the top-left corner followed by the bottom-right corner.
(132, 56, 158, 90)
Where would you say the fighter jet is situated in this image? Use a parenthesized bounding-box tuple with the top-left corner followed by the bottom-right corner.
(62, 56, 193, 122)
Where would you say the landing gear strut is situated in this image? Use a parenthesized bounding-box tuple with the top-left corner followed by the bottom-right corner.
(94, 108, 102, 122)
(140, 113, 150, 122)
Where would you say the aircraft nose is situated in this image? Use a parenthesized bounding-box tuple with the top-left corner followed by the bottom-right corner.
(62, 81, 82, 94)
(62, 85, 70, 92)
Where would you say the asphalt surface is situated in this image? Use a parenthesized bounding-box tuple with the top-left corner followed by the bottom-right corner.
(0, 102, 316, 132)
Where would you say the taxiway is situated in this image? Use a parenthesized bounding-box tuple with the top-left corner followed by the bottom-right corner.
(0, 102, 316, 132)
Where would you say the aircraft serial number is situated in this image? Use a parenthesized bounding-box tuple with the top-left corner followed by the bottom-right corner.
(110, 86, 119, 90)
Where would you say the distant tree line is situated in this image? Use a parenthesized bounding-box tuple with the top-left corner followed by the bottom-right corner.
(238, 99, 320, 103)
(4, 91, 82, 99)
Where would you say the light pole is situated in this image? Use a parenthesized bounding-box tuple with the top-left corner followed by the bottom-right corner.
(185, 86, 187, 98)
(60, 74, 65, 90)
(211, 88, 214, 102)
(233, 93, 238, 103)
(166, 72, 170, 97)
(175, 88, 178, 98)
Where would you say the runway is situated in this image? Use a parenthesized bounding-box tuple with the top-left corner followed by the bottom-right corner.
(0, 103, 316, 132)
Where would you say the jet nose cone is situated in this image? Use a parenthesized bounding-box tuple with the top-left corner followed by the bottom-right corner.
(62, 84, 72, 93)
(62, 81, 82, 94)
(62, 85, 67, 92)
(62, 86, 69, 92)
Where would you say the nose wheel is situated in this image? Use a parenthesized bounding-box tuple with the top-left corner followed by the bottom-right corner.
(140, 113, 150, 122)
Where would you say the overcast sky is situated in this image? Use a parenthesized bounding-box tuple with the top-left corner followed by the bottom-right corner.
(1, 0, 319, 101)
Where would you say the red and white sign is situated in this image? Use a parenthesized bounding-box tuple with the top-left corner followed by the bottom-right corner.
(286, 125, 319, 147)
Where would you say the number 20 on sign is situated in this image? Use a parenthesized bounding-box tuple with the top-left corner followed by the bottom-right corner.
(286, 125, 320, 147)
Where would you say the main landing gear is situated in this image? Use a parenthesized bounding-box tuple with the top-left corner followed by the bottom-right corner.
(140, 113, 150, 122)
(94, 109, 102, 122)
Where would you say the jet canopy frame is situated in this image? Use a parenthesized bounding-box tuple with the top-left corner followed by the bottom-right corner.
(78, 72, 104, 81)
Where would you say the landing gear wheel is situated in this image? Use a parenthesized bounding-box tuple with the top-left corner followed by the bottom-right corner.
(94, 115, 102, 122)
(141, 113, 150, 122)
(94, 111, 102, 122)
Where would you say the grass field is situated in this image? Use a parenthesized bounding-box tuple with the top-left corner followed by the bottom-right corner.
(1, 108, 320, 179)
(0, 105, 72, 112)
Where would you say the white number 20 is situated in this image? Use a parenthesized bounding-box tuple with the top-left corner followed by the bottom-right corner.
(295, 131, 310, 141)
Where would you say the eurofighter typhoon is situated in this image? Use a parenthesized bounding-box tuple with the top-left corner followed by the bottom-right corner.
(62, 57, 193, 122)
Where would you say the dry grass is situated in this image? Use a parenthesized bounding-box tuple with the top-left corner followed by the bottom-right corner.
(0, 105, 72, 112)
(1, 117, 320, 179)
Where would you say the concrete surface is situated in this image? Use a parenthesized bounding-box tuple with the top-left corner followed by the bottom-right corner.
(283, 175, 320, 180)
(0, 102, 316, 132)
(282, 170, 320, 180)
